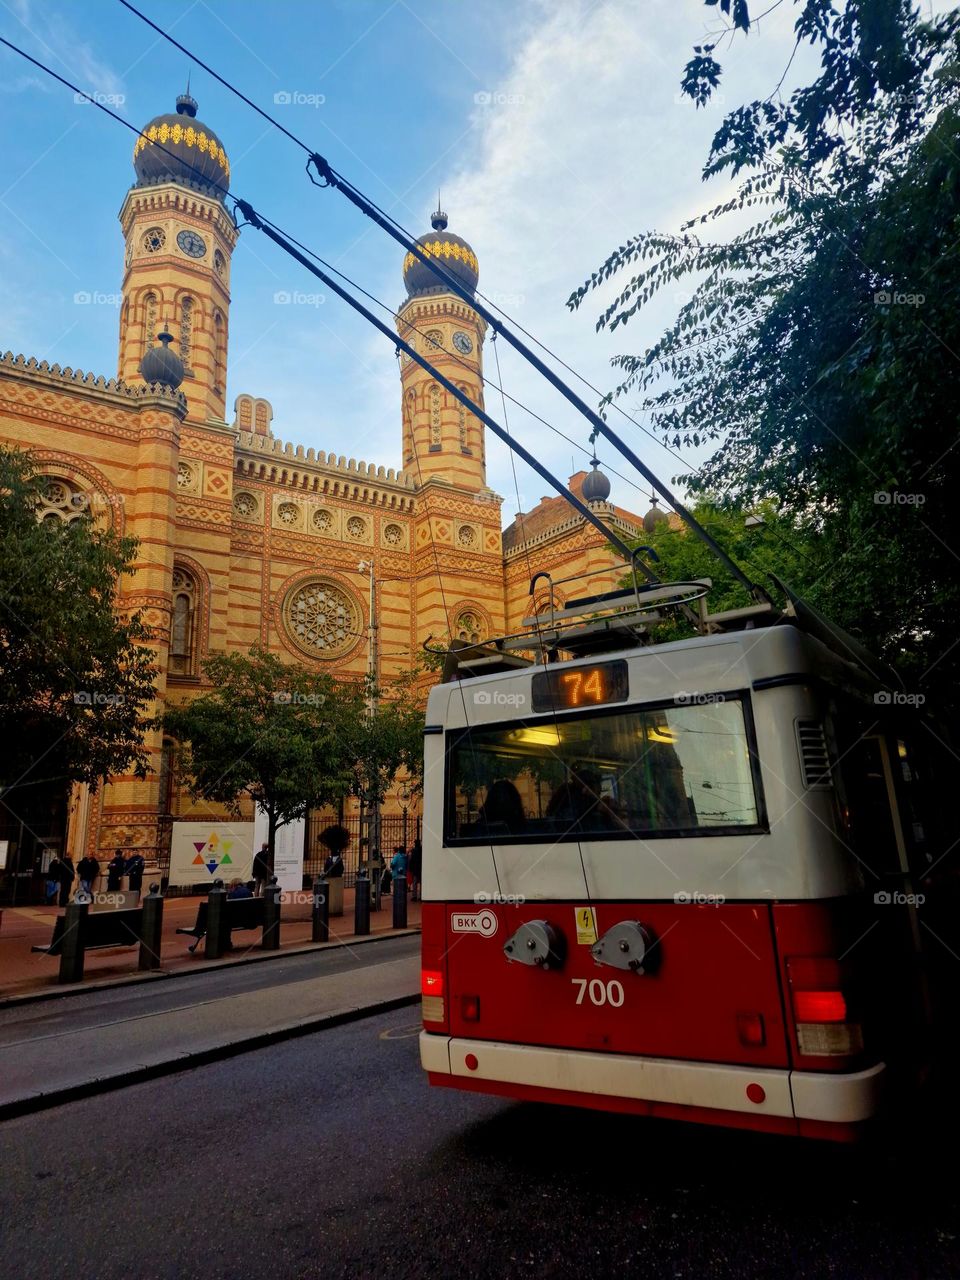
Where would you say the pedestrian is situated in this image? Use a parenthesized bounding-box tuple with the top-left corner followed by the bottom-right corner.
(44, 856, 61, 906)
(77, 852, 100, 897)
(227, 878, 252, 899)
(409, 838, 422, 901)
(57, 854, 76, 907)
(390, 845, 407, 891)
(124, 850, 145, 893)
(252, 842, 272, 896)
(106, 849, 125, 892)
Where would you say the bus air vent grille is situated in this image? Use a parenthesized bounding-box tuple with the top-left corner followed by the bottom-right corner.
(796, 720, 832, 788)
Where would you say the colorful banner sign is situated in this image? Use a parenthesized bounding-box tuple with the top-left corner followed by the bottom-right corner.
(169, 822, 255, 888)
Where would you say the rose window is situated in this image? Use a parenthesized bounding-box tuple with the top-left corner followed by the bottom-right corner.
(284, 580, 360, 658)
(143, 227, 166, 253)
(384, 523, 402, 546)
(277, 502, 300, 526)
(37, 476, 89, 524)
(234, 492, 257, 518)
(455, 610, 483, 644)
(457, 525, 477, 547)
(313, 508, 334, 532)
(346, 516, 366, 539)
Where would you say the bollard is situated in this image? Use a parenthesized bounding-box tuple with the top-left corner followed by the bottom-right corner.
(138, 883, 164, 971)
(312, 877, 329, 943)
(262, 878, 281, 950)
(59, 898, 89, 983)
(392, 868, 407, 930)
(205, 879, 228, 959)
(354, 870, 370, 936)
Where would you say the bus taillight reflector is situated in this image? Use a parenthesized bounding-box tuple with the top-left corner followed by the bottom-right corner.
(787, 955, 863, 1057)
(793, 990, 847, 1023)
(422, 969, 444, 997)
(421, 969, 445, 1025)
(461, 995, 480, 1022)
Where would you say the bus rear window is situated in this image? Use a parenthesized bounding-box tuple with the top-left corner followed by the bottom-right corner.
(446, 696, 763, 843)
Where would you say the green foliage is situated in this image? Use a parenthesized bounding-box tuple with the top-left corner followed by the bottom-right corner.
(570, 4, 960, 706)
(163, 647, 361, 849)
(627, 501, 822, 642)
(163, 650, 426, 853)
(346, 671, 425, 810)
(0, 447, 156, 790)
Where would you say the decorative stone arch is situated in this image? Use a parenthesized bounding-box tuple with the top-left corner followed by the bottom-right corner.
(273, 567, 365, 666)
(173, 289, 202, 374)
(168, 554, 210, 675)
(139, 288, 162, 355)
(448, 601, 492, 645)
(28, 450, 125, 535)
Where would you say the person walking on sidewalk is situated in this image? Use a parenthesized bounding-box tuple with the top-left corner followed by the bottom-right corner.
(77, 853, 100, 897)
(252, 843, 272, 896)
(57, 854, 76, 907)
(409, 838, 422, 901)
(106, 849, 125, 892)
(390, 846, 407, 893)
(124, 851, 145, 893)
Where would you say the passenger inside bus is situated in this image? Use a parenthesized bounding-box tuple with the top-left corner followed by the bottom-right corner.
(545, 765, 628, 833)
(475, 778, 527, 837)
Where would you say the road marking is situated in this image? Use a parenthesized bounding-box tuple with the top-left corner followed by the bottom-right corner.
(379, 1022, 422, 1040)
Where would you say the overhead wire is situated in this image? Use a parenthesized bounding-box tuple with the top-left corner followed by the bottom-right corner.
(113, 0, 768, 599)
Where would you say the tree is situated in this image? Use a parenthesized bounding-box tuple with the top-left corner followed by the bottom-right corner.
(626, 500, 822, 642)
(163, 647, 362, 859)
(346, 672, 426, 834)
(0, 447, 156, 791)
(569, 4, 960, 706)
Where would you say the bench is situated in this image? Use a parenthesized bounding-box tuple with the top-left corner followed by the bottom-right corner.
(176, 896, 265, 953)
(33, 907, 143, 957)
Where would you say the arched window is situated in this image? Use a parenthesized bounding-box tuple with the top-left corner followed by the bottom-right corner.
(169, 567, 199, 675)
(143, 291, 158, 355)
(429, 384, 442, 452)
(455, 610, 483, 644)
(179, 295, 194, 373)
(213, 311, 226, 396)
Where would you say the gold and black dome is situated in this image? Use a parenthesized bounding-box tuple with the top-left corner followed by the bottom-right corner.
(403, 208, 479, 298)
(133, 93, 229, 198)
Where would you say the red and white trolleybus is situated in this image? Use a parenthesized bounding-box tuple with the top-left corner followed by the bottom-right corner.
(419, 573, 950, 1141)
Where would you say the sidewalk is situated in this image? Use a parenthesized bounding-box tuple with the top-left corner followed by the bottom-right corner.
(0, 886, 421, 1003)
(0, 935, 421, 1119)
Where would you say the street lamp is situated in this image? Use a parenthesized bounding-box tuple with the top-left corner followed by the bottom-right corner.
(357, 559, 381, 905)
(398, 780, 411, 851)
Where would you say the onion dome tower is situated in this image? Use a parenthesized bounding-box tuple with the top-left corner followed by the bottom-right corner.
(396, 206, 487, 491)
(132, 91, 230, 197)
(119, 88, 238, 422)
(140, 327, 184, 389)
(402, 207, 479, 298)
(643, 495, 669, 533)
(582, 454, 611, 504)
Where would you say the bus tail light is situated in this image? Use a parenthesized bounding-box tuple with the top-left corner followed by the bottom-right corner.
(461, 994, 480, 1022)
(787, 956, 863, 1058)
(421, 968, 445, 1025)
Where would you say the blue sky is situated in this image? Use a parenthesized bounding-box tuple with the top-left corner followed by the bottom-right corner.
(1, 0, 817, 521)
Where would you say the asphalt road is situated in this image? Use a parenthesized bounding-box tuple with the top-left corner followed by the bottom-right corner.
(1, 1005, 957, 1280)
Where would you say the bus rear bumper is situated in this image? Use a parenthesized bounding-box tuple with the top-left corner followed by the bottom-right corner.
(421, 1032, 886, 1127)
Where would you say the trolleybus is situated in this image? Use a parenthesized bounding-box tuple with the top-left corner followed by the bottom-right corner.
(419, 572, 954, 1141)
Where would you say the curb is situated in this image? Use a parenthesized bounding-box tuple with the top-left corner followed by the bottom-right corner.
(0, 992, 421, 1122)
(0, 927, 421, 1011)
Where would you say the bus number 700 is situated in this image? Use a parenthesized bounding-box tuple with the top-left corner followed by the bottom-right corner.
(572, 978, 625, 1007)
